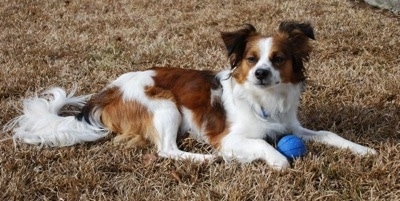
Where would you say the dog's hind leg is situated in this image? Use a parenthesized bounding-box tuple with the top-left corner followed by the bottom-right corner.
(294, 127, 377, 155)
(104, 83, 214, 162)
(144, 86, 214, 162)
(151, 101, 214, 162)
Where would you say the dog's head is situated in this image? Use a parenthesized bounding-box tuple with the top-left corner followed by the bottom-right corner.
(221, 21, 315, 87)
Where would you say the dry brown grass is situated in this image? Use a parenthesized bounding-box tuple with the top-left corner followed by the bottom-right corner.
(1, 0, 400, 200)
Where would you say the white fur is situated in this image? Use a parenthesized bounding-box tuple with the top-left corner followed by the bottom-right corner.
(6, 87, 108, 147)
(217, 70, 301, 169)
(111, 70, 156, 102)
(180, 107, 208, 143)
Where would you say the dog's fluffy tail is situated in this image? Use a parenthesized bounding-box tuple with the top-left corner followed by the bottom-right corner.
(4, 87, 109, 147)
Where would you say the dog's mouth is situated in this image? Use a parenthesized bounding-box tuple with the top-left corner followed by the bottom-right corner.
(255, 80, 280, 87)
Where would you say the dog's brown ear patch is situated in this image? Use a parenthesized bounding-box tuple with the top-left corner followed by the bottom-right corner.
(275, 21, 315, 82)
(221, 24, 258, 69)
(278, 21, 315, 40)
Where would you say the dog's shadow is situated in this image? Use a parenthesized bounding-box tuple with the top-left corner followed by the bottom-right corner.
(298, 99, 400, 146)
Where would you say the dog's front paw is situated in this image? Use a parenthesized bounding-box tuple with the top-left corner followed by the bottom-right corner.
(313, 130, 377, 156)
(267, 153, 290, 170)
(351, 145, 377, 156)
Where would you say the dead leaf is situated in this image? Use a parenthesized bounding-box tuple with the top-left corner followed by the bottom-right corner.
(141, 153, 158, 167)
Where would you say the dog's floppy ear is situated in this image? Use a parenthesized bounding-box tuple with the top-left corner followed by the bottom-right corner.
(221, 24, 258, 69)
(277, 21, 315, 82)
(278, 21, 315, 40)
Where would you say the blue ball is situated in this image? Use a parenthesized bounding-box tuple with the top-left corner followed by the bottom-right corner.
(277, 135, 307, 159)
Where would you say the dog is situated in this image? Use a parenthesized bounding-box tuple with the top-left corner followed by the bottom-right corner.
(6, 21, 376, 169)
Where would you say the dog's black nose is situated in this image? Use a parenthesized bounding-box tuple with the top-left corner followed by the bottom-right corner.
(255, 69, 271, 80)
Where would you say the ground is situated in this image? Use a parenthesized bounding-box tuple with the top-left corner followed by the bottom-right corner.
(1, 0, 399, 200)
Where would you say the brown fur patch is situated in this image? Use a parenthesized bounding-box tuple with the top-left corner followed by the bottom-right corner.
(232, 36, 262, 84)
(221, 24, 258, 69)
(271, 21, 314, 83)
(144, 86, 176, 103)
(151, 67, 228, 148)
(278, 59, 295, 83)
(270, 33, 309, 83)
(268, 43, 296, 83)
(99, 87, 158, 148)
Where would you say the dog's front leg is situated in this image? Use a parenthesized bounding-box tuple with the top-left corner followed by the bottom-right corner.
(219, 135, 290, 169)
(294, 127, 377, 155)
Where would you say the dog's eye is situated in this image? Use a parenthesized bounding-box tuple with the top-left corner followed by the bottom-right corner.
(272, 56, 285, 64)
(247, 56, 258, 64)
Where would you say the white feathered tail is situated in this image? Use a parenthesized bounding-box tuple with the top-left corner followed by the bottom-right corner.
(5, 87, 109, 147)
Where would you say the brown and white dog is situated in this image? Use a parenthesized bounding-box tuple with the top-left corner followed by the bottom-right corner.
(7, 21, 376, 169)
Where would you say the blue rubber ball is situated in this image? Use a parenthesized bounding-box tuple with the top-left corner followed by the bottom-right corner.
(277, 135, 306, 159)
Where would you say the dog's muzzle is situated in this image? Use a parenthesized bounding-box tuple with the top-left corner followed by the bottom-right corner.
(254, 69, 272, 86)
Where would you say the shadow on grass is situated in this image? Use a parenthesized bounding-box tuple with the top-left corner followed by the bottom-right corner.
(299, 101, 400, 145)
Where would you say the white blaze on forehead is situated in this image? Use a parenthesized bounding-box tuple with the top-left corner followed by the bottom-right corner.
(256, 37, 273, 65)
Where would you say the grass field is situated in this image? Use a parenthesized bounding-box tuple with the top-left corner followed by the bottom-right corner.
(1, 0, 399, 200)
